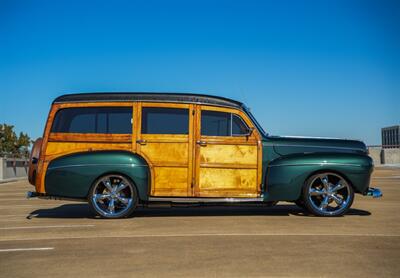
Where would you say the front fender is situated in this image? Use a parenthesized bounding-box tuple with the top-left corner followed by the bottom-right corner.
(45, 151, 149, 201)
(264, 153, 373, 201)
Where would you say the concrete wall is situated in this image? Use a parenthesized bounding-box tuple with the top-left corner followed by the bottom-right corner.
(0, 157, 28, 182)
(382, 149, 400, 164)
(368, 147, 383, 165)
(368, 147, 400, 165)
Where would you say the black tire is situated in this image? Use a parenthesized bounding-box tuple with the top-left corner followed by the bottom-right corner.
(88, 174, 138, 219)
(294, 199, 306, 209)
(302, 172, 354, 217)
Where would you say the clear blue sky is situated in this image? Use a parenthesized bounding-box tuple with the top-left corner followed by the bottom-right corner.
(0, 0, 399, 144)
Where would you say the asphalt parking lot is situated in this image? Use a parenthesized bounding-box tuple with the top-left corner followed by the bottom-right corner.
(1, 167, 399, 277)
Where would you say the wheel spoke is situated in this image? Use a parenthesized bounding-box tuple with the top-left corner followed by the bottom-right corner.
(103, 178, 113, 192)
(331, 182, 346, 192)
(117, 196, 131, 205)
(94, 194, 110, 201)
(115, 183, 128, 193)
(321, 175, 329, 189)
(108, 198, 115, 213)
(319, 196, 329, 210)
(309, 188, 325, 196)
(331, 194, 344, 206)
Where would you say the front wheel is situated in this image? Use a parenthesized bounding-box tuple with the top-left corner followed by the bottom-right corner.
(88, 174, 138, 218)
(302, 172, 354, 217)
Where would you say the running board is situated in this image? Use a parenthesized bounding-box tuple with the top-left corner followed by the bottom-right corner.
(148, 197, 264, 203)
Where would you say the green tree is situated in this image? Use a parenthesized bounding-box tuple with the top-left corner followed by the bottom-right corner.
(0, 124, 31, 157)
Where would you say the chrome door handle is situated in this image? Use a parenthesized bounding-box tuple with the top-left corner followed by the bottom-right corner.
(196, 140, 207, 146)
(136, 139, 147, 145)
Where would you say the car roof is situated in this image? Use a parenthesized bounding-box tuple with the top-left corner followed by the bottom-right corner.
(53, 92, 245, 110)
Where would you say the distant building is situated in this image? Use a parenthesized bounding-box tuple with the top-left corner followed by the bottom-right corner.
(382, 125, 400, 148)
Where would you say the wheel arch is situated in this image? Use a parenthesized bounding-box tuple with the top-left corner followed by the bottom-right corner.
(45, 150, 150, 201)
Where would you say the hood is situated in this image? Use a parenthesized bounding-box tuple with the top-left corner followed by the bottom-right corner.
(267, 135, 367, 156)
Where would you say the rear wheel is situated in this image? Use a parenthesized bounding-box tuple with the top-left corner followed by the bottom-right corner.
(302, 172, 354, 217)
(88, 174, 138, 218)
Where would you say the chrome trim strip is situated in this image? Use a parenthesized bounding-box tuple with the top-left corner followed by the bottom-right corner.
(47, 163, 148, 170)
(148, 197, 264, 203)
(268, 163, 365, 168)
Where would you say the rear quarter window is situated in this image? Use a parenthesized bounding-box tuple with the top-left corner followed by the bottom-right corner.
(51, 107, 132, 134)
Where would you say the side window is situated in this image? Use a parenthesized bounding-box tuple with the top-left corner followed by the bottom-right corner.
(141, 107, 189, 134)
(51, 107, 132, 134)
(201, 110, 250, 136)
(201, 111, 230, 136)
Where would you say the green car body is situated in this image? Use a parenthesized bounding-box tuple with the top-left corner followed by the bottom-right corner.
(44, 135, 373, 202)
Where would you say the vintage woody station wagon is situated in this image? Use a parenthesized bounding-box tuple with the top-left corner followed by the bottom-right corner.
(28, 93, 382, 218)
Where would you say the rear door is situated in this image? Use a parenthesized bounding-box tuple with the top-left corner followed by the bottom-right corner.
(136, 102, 194, 197)
(194, 105, 262, 198)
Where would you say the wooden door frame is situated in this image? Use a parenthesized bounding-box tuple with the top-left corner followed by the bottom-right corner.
(193, 104, 263, 197)
(136, 102, 195, 196)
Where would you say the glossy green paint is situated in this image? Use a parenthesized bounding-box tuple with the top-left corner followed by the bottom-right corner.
(45, 151, 149, 200)
(261, 136, 373, 201)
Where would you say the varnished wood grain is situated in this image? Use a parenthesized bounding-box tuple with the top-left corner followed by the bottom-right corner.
(193, 104, 262, 197)
(200, 145, 257, 165)
(152, 167, 188, 196)
(136, 102, 193, 197)
(48, 133, 131, 143)
(198, 168, 258, 197)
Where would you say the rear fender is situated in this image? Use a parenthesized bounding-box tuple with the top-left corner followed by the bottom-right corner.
(44, 151, 150, 201)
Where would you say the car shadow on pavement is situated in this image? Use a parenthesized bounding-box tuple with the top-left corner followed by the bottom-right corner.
(27, 203, 371, 219)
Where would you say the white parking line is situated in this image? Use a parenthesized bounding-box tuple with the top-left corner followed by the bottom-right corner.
(0, 247, 54, 252)
(0, 224, 94, 230)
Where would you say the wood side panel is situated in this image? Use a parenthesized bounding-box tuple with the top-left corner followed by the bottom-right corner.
(37, 104, 59, 193)
(199, 163, 257, 169)
(200, 144, 257, 165)
(139, 143, 188, 165)
(187, 104, 195, 196)
(132, 102, 138, 153)
(152, 167, 188, 196)
(48, 133, 131, 143)
(141, 134, 188, 143)
(45, 142, 131, 160)
(198, 168, 258, 197)
(193, 105, 202, 196)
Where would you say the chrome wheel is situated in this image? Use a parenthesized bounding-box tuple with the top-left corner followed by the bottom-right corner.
(305, 173, 353, 216)
(90, 175, 136, 218)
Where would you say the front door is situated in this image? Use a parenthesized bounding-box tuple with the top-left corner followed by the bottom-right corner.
(194, 105, 262, 198)
(136, 102, 194, 197)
